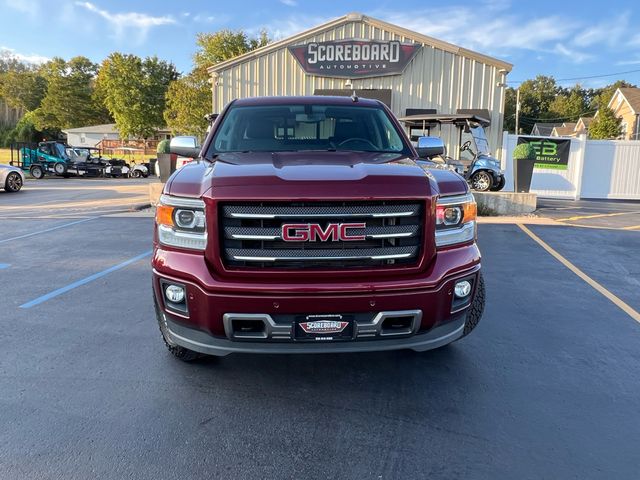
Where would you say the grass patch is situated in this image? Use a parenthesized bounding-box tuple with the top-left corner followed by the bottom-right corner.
(0, 149, 12, 164)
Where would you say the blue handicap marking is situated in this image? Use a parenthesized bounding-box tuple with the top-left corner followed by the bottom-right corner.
(0, 264, 10, 269)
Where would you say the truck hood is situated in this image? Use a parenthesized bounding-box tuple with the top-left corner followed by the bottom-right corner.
(166, 151, 468, 199)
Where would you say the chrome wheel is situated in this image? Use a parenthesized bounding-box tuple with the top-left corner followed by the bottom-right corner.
(471, 171, 492, 191)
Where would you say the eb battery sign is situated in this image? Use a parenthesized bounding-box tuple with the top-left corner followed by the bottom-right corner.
(288, 39, 421, 78)
(517, 137, 571, 170)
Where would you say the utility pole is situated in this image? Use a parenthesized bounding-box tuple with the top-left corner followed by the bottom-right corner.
(515, 87, 521, 135)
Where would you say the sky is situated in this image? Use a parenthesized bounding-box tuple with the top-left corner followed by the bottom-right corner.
(1, 0, 640, 88)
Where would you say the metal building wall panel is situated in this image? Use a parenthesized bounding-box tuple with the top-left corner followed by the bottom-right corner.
(211, 20, 506, 156)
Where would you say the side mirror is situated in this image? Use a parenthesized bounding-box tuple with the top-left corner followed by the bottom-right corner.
(170, 136, 201, 158)
(416, 136, 445, 158)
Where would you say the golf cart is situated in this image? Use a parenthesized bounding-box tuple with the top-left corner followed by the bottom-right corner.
(10, 141, 105, 179)
(110, 147, 150, 178)
(399, 113, 506, 191)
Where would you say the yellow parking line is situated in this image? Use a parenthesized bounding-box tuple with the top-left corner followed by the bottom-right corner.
(622, 225, 640, 231)
(556, 211, 640, 222)
(517, 224, 640, 324)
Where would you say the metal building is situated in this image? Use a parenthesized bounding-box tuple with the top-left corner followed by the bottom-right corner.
(208, 12, 512, 157)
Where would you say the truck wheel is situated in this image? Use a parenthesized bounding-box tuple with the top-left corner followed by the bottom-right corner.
(30, 165, 44, 179)
(489, 176, 506, 192)
(131, 170, 142, 178)
(54, 162, 67, 175)
(5, 172, 23, 192)
(154, 294, 203, 362)
(462, 272, 485, 337)
(470, 171, 493, 191)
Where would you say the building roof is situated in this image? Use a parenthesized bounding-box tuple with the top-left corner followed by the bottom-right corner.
(62, 123, 118, 135)
(531, 123, 562, 136)
(208, 12, 512, 74)
(577, 117, 594, 128)
(551, 124, 577, 137)
(608, 87, 640, 114)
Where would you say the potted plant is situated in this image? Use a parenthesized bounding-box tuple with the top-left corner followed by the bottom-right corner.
(156, 138, 176, 183)
(512, 142, 537, 193)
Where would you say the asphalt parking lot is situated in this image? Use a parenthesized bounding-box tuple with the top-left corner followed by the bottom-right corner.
(1, 184, 639, 479)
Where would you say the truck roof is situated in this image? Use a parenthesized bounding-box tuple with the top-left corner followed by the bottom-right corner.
(232, 96, 383, 108)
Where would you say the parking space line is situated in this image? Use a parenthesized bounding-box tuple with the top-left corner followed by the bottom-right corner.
(622, 225, 640, 231)
(19, 250, 152, 309)
(0, 217, 97, 244)
(518, 224, 640, 324)
(556, 211, 640, 222)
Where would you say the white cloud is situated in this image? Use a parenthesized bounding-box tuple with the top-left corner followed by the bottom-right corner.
(0, 46, 49, 64)
(254, 14, 329, 40)
(552, 43, 592, 64)
(74, 1, 175, 42)
(573, 15, 628, 48)
(280, 0, 298, 6)
(193, 13, 217, 24)
(3, 0, 37, 13)
(616, 58, 640, 66)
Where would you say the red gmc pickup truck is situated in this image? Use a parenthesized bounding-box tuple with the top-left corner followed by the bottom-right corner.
(152, 96, 484, 361)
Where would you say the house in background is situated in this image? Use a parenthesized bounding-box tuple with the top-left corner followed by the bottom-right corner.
(62, 124, 119, 148)
(607, 87, 640, 140)
(574, 116, 593, 136)
(551, 122, 577, 137)
(530, 122, 562, 136)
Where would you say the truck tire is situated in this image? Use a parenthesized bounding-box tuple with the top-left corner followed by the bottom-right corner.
(462, 272, 485, 337)
(470, 171, 493, 191)
(30, 165, 44, 179)
(154, 294, 203, 362)
(5, 172, 23, 192)
(489, 176, 506, 191)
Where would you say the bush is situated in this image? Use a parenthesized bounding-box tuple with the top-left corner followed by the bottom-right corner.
(512, 142, 537, 160)
(157, 139, 170, 154)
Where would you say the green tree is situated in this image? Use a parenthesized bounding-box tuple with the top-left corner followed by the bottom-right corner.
(503, 86, 517, 133)
(164, 29, 269, 138)
(549, 85, 590, 123)
(0, 69, 47, 111)
(96, 53, 178, 140)
(32, 56, 110, 130)
(588, 107, 622, 139)
(586, 80, 637, 115)
(193, 29, 269, 74)
(518, 75, 559, 124)
(164, 73, 211, 139)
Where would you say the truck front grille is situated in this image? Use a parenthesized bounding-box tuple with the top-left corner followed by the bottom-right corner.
(219, 201, 423, 269)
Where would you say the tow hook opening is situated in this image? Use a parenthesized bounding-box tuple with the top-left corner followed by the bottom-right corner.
(380, 315, 415, 336)
(231, 319, 267, 339)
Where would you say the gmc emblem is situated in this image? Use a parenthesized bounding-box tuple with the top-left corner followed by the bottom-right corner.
(282, 223, 366, 242)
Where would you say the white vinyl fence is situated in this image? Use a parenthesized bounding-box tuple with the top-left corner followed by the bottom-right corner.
(501, 134, 640, 200)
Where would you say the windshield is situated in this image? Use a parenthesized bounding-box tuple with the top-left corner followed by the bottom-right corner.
(208, 104, 410, 156)
(470, 126, 490, 155)
(54, 143, 70, 160)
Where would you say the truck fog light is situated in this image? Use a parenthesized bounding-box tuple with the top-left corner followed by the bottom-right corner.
(165, 284, 185, 303)
(454, 280, 472, 298)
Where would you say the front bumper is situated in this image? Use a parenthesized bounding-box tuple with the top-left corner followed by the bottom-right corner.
(152, 244, 481, 356)
(160, 309, 467, 356)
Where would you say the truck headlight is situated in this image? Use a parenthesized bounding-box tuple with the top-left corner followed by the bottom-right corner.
(156, 194, 207, 251)
(435, 193, 476, 248)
